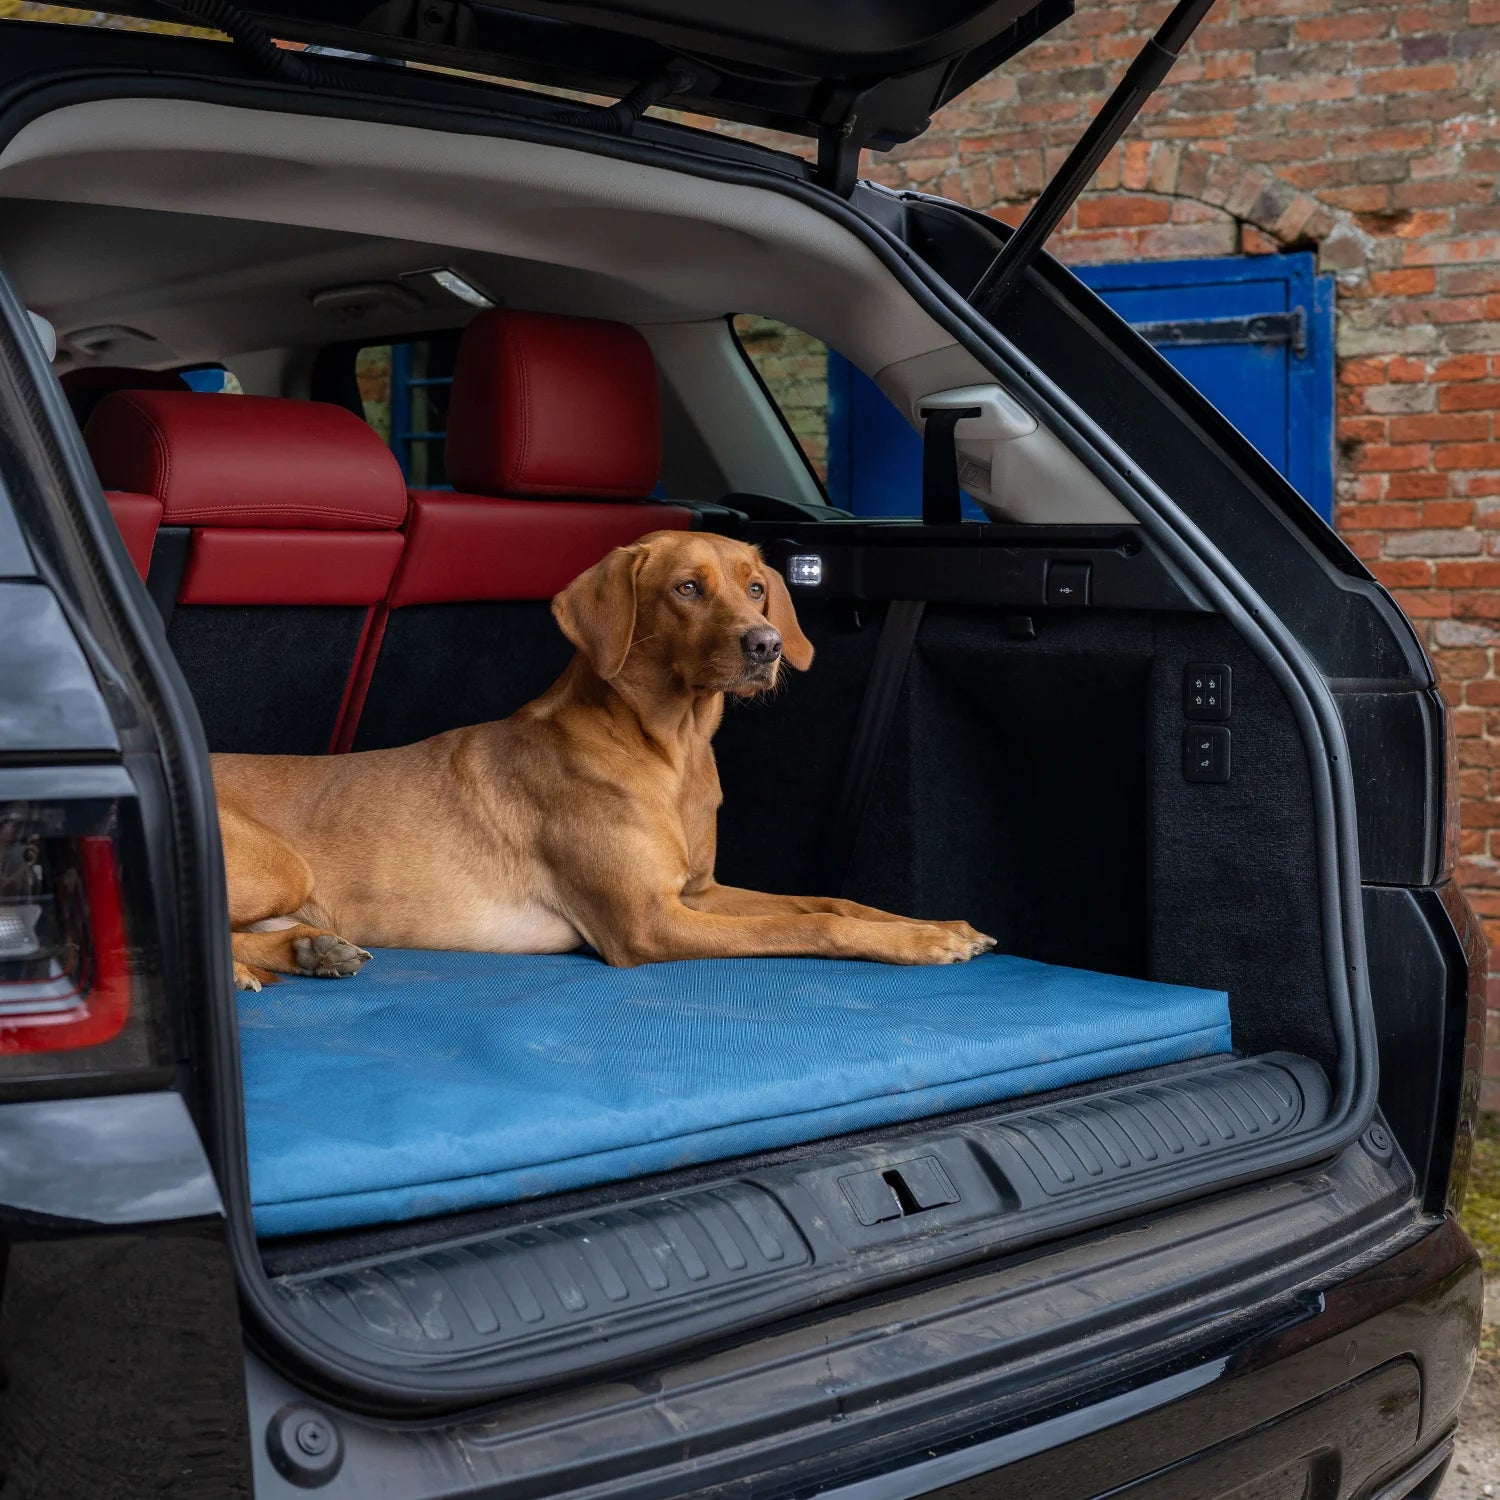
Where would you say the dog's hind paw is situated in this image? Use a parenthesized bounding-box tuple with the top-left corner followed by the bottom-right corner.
(293, 932, 373, 979)
(234, 962, 262, 992)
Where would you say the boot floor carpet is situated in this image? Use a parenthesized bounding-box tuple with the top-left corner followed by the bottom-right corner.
(238, 950, 1231, 1236)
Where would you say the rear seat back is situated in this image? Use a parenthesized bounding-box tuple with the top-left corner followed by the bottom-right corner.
(86, 391, 407, 755)
(346, 310, 692, 751)
(102, 490, 162, 578)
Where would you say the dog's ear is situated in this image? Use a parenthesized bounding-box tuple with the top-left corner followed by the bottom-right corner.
(763, 566, 814, 671)
(552, 543, 649, 679)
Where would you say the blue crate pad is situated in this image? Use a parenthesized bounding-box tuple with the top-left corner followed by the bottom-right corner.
(239, 950, 1231, 1236)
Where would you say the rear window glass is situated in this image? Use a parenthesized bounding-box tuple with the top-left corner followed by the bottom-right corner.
(733, 316, 981, 519)
(355, 334, 459, 487)
(177, 365, 242, 395)
(731, 315, 829, 484)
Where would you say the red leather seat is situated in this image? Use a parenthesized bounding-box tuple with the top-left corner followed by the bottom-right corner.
(102, 491, 162, 578)
(86, 391, 408, 755)
(343, 310, 692, 751)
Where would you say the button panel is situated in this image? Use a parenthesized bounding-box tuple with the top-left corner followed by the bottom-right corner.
(1183, 726, 1232, 784)
(1045, 559, 1091, 607)
(1184, 662, 1231, 721)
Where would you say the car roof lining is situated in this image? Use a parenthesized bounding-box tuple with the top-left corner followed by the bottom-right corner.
(0, 96, 1133, 524)
(0, 98, 956, 371)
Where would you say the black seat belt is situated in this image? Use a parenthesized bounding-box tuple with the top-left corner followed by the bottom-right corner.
(144, 525, 191, 633)
(817, 599, 924, 896)
(919, 405, 979, 526)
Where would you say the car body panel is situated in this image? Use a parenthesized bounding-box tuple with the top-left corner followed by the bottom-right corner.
(74, 0, 1072, 150)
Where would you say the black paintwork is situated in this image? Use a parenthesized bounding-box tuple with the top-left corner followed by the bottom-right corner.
(0, 582, 120, 753)
(0, 22, 1483, 1499)
(74, 0, 1072, 154)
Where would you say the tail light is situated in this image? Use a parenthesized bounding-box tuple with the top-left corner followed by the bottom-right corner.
(0, 795, 160, 1073)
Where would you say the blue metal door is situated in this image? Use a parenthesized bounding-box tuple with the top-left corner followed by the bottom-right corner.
(827, 252, 1335, 521)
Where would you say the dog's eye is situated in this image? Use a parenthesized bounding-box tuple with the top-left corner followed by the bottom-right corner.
(748, 581, 765, 600)
(675, 580, 701, 597)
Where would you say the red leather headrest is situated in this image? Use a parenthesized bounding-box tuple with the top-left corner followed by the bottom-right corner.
(445, 309, 661, 500)
(85, 391, 408, 530)
(62, 365, 190, 427)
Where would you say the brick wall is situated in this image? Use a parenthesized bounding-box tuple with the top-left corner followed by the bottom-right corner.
(751, 0, 1500, 1106)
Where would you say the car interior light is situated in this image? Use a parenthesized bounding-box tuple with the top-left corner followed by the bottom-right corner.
(427, 268, 494, 308)
(787, 554, 823, 587)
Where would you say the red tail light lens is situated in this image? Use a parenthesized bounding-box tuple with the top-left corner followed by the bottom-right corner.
(0, 799, 150, 1061)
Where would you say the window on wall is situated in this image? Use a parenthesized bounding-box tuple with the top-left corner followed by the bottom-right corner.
(353, 333, 460, 487)
(731, 315, 830, 484)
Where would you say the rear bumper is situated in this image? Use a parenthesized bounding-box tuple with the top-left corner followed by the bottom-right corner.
(244, 1144, 1482, 1498)
(810, 1218, 1480, 1500)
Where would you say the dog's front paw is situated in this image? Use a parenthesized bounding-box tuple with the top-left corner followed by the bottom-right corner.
(899, 923, 995, 965)
(293, 932, 372, 979)
(234, 961, 263, 992)
(935, 919, 997, 953)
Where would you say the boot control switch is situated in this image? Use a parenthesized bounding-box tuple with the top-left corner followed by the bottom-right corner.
(1046, 560, 1091, 607)
(1184, 663, 1231, 720)
(1184, 726, 1231, 784)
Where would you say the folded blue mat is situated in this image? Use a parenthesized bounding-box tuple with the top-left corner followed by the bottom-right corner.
(238, 950, 1231, 1236)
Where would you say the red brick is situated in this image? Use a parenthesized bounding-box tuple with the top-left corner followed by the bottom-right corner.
(1390, 412, 1493, 441)
(1389, 357, 1435, 383)
(1359, 63, 1461, 93)
(1424, 500, 1478, 526)
(1074, 195, 1174, 229)
(1452, 591, 1500, 618)
(1434, 443, 1500, 470)
(1439, 382, 1500, 411)
(1261, 75, 1358, 105)
(1346, 502, 1424, 528)
(1375, 559, 1436, 586)
(1438, 562, 1500, 588)
(1340, 358, 1391, 387)
(1393, 210, 1457, 240)
(1396, 589, 1455, 617)
(1405, 234, 1500, 265)
(1443, 269, 1500, 298)
(1294, 11, 1392, 40)
(1341, 529, 1385, 560)
(1369, 269, 1438, 295)
(1351, 443, 1434, 471)
(1435, 356, 1492, 381)
(1388, 472, 1457, 499)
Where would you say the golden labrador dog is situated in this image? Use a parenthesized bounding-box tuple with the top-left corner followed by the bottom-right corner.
(214, 531, 996, 989)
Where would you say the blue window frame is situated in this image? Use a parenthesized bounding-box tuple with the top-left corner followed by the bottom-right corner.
(827, 252, 1335, 522)
(389, 338, 457, 488)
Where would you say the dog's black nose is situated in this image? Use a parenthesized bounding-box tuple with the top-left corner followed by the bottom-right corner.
(741, 625, 783, 665)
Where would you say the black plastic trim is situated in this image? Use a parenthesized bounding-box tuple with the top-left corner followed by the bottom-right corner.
(758, 522, 1207, 612)
(264, 1054, 1330, 1395)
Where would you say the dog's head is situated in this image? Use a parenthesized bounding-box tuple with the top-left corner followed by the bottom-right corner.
(552, 531, 813, 696)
